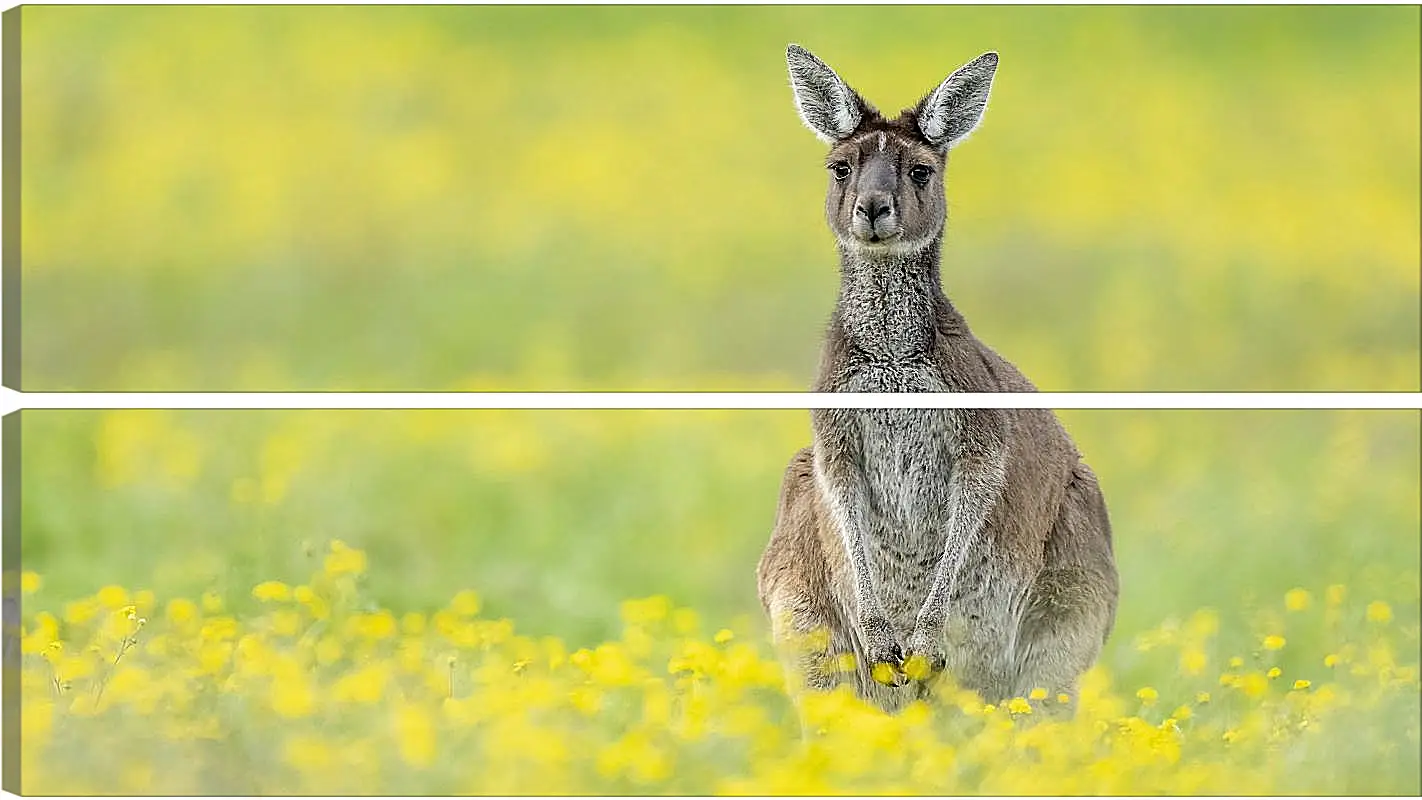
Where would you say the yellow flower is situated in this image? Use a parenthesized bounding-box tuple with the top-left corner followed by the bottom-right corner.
(1007, 697, 1033, 715)
(1029, 687, 1048, 700)
(283, 735, 334, 771)
(450, 589, 482, 617)
(201, 591, 224, 614)
(54, 654, 96, 683)
(271, 610, 303, 638)
(1292, 679, 1311, 690)
(1057, 693, 1071, 704)
(251, 581, 291, 602)
(1185, 608, 1220, 639)
(902, 654, 934, 681)
(20, 571, 42, 595)
(96, 585, 129, 609)
(269, 672, 317, 719)
(1323, 653, 1340, 668)
(619, 596, 670, 627)
(1136, 686, 1159, 706)
(597, 729, 671, 785)
(1262, 635, 1286, 651)
(568, 685, 603, 715)
(1284, 588, 1312, 611)
(1228, 656, 1244, 668)
(1267, 667, 1282, 679)
(21, 612, 60, 654)
(870, 662, 901, 686)
(543, 636, 567, 670)
(1365, 601, 1392, 624)
(200, 617, 239, 642)
(394, 703, 437, 768)
(1325, 584, 1347, 606)
(1196, 691, 1211, 704)
(713, 628, 735, 644)
(1172, 704, 1193, 721)
(332, 664, 390, 705)
(1239, 673, 1269, 698)
(1179, 648, 1208, 676)
(315, 637, 343, 666)
(671, 608, 700, 635)
(294, 588, 330, 621)
(63, 597, 100, 626)
(346, 611, 398, 640)
(324, 540, 368, 577)
(22, 697, 54, 741)
(197, 642, 231, 675)
(581, 643, 642, 687)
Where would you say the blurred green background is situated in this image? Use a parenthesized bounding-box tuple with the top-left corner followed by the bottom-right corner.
(16, 6, 1420, 391)
(18, 409, 1422, 692)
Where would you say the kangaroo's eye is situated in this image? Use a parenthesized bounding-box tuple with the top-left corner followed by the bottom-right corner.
(909, 165, 932, 186)
(830, 162, 851, 181)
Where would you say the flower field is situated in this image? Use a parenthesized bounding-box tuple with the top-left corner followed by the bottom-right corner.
(11, 409, 1421, 794)
(14, 545, 1420, 795)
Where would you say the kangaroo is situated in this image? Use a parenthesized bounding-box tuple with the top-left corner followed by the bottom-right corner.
(756, 45, 1119, 716)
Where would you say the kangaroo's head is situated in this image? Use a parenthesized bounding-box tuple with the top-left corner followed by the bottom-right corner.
(786, 45, 998, 258)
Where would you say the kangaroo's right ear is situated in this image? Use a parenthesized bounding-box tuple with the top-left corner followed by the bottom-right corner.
(915, 52, 999, 151)
(786, 44, 866, 144)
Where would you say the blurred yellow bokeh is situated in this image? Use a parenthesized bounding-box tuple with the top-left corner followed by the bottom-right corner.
(15, 6, 1419, 390)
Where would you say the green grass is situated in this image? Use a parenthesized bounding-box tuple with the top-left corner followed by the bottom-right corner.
(20, 410, 1420, 656)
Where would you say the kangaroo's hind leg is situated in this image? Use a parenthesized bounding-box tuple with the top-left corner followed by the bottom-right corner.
(758, 448, 857, 722)
(765, 590, 853, 697)
(1012, 463, 1120, 713)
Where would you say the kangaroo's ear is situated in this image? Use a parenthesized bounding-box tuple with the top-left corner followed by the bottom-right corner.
(915, 51, 999, 151)
(786, 44, 867, 144)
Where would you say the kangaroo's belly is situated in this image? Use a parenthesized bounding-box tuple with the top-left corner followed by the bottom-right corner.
(852, 404, 959, 626)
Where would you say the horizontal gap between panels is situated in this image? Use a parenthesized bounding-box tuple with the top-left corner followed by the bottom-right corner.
(2, 390, 1421, 414)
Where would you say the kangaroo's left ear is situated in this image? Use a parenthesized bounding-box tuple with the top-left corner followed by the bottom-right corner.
(915, 52, 999, 151)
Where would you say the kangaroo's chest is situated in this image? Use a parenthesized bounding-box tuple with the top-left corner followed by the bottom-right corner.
(854, 406, 960, 535)
(831, 358, 970, 616)
(839, 356, 947, 394)
(838, 358, 958, 525)
(854, 406, 961, 621)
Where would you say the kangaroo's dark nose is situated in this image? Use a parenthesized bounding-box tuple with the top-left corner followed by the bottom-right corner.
(855, 193, 894, 222)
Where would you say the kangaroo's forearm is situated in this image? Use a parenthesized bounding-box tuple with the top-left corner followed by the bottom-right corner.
(813, 458, 884, 620)
(916, 451, 1007, 631)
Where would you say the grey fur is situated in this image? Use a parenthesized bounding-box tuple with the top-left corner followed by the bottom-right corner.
(917, 52, 999, 150)
(787, 44, 868, 144)
(758, 46, 1119, 716)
